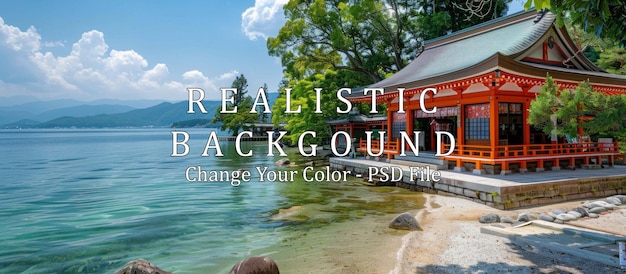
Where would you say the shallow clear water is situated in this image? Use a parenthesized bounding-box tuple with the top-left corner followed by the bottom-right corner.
(0, 128, 422, 273)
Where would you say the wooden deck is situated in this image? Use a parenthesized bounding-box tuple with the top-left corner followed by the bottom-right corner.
(357, 139, 623, 175)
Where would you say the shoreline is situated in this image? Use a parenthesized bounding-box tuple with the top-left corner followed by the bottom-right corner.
(394, 193, 625, 273)
(252, 184, 423, 274)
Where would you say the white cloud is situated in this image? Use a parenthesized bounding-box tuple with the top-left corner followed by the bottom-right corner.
(43, 40, 64, 48)
(217, 70, 239, 81)
(241, 0, 288, 40)
(0, 16, 238, 101)
(0, 17, 41, 52)
(182, 69, 239, 93)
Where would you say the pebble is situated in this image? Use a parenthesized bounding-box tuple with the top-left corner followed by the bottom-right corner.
(612, 195, 626, 204)
(566, 211, 582, 219)
(513, 221, 531, 227)
(588, 213, 599, 218)
(517, 213, 531, 222)
(583, 201, 604, 209)
(585, 201, 615, 210)
(605, 197, 622, 205)
(554, 219, 565, 224)
(500, 217, 514, 224)
(588, 207, 607, 214)
(556, 213, 576, 221)
(538, 214, 554, 222)
(479, 213, 500, 224)
(551, 209, 565, 215)
(570, 207, 588, 217)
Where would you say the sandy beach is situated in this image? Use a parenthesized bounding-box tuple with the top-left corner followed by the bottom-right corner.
(394, 194, 625, 274)
(259, 191, 626, 273)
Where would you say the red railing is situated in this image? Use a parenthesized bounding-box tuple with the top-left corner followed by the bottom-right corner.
(446, 141, 620, 160)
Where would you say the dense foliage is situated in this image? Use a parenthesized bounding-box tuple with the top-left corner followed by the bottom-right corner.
(212, 74, 262, 135)
(525, 0, 626, 46)
(528, 75, 626, 150)
(268, 0, 511, 143)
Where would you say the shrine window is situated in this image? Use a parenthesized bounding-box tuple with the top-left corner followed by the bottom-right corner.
(464, 103, 490, 145)
(391, 112, 406, 140)
(498, 103, 524, 145)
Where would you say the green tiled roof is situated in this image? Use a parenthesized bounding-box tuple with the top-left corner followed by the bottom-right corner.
(370, 10, 553, 90)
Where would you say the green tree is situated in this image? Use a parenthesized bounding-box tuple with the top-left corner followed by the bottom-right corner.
(259, 83, 270, 122)
(527, 75, 562, 137)
(268, 0, 424, 83)
(529, 75, 626, 148)
(272, 69, 369, 145)
(561, 16, 626, 75)
(232, 74, 249, 105)
(416, 0, 511, 40)
(597, 47, 626, 75)
(268, 0, 513, 144)
(524, 0, 626, 45)
(213, 74, 259, 135)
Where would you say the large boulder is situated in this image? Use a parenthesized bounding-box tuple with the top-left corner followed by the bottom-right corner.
(115, 259, 172, 274)
(275, 158, 290, 166)
(389, 212, 421, 230)
(230, 256, 279, 274)
(478, 213, 500, 224)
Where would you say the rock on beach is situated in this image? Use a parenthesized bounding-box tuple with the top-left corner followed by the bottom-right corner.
(588, 207, 607, 214)
(478, 213, 500, 224)
(605, 197, 622, 205)
(230, 256, 279, 274)
(570, 207, 588, 217)
(114, 259, 172, 274)
(517, 213, 531, 222)
(538, 214, 554, 222)
(389, 212, 421, 230)
(555, 213, 577, 222)
(275, 158, 290, 166)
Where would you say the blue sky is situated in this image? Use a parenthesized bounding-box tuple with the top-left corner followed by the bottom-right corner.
(0, 0, 525, 103)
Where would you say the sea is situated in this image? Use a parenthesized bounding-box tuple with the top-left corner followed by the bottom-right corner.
(0, 128, 422, 273)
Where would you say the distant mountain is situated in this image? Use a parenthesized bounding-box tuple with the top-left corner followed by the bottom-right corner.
(2, 119, 41, 129)
(0, 99, 91, 114)
(0, 93, 279, 128)
(32, 101, 220, 128)
(32, 104, 136, 121)
(0, 104, 137, 126)
(0, 97, 169, 110)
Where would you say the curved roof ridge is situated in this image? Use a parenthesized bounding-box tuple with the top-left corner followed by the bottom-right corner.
(501, 11, 555, 56)
(370, 10, 551, 90)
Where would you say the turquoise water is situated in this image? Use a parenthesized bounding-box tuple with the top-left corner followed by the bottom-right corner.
(0, 128, 422, 273)
(0, 128, 287, 273)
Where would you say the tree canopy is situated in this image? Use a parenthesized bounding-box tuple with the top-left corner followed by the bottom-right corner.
(524, 0, 626, 46)
(268, 0, 512, 143)
(212, 74, 260, 135)
(528, 75, 626, 146)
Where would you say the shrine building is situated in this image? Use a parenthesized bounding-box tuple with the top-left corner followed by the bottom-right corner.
(340, 9, 626, 175)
